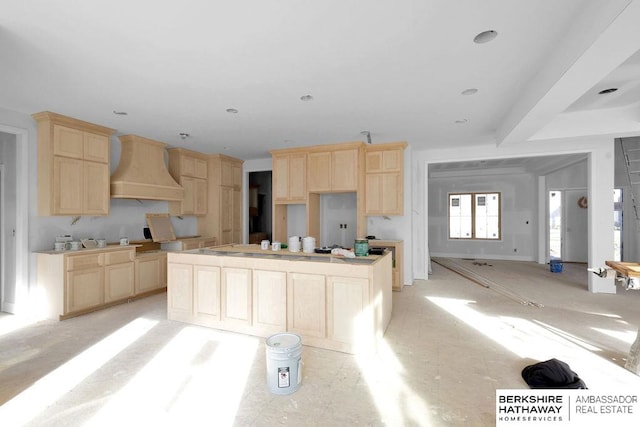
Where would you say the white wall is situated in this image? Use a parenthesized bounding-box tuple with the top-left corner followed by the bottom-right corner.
(546, 160, 587, 189)
(320, 193, 356, 247)
(428, 172, 537, 261)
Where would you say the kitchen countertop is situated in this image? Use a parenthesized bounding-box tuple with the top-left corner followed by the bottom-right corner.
(35, 244, 141, 255)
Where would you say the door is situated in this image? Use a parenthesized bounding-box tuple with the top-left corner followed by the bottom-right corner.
(563, 190, 588, 262)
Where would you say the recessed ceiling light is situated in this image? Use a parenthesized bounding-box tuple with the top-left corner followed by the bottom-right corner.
(473, 30, 498, 44)
(455, 119, 468, 124)
(598, 88, 618, 95)
(226, 108, 239, 113)
(113, 110, 128, 116)
(461, 88, 478, 96)
(300, 95, 314, 101)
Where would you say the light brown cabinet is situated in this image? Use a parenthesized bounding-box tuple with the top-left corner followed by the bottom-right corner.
(221, 267, 252, 326)
(33, 111, 114, 216)
(273, 152, 307, 202)
(134, 251, 167, 295)
(198, 154, 244, 245)
(168, 148, 208, 216)
(287, 272, 326, 338)
(253, 270, 287, 335)
(167, 247, 393, 354)
(365, 142, 407, 216)
(307, 148, 359, 192)
(37, 246, 135, 320)
(194, 265, 221, 323)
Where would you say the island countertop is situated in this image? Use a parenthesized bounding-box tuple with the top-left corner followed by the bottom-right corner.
(190, 243, 384, 264)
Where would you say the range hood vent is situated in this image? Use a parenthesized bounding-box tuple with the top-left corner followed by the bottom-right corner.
(110, 135, 184, 201)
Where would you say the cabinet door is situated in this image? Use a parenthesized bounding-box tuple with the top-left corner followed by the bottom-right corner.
(273, 155, 291, 201)
(181, 176, 196, 215)
(135, 256, 164, 294)
(307, 152, 331, 192)
(84, 161, 110, 215)
(233, 163, 242, 190)
(288, 153, 307, 200)
(253, 270, 286, 334)
(331, 149, 358, 191)
(194, 178, 207, 216)
(66, 267, 104, 313)
(53, 125, 84, 159)
(327, 276, 368, 345)
(53, 156, 84, 214)
(83, 132, 109, 163)
(167, 263, 194, 321)
(365, 151, 383, 173)
(182, 155, 196, 177)
(365, 173, 382, 215)
(105, 262, 134, 303)
(287, 272, 326, 338)
(221, 160, 234, 187)
(194, 265, 221, 323)
(194, 158, 207, 179)
(220, 186, 233, 244)
(221, 267, 252, 325)
(381, 173, 402, 215)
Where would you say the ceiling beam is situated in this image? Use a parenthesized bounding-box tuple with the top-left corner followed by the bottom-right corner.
(496, 0, 640, 145)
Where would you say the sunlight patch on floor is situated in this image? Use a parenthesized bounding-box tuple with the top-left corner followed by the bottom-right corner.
(356, 339, 436, 426)
(592, 327, 638, 344)
(87, 325, 259, 426)
(427, 296, 640, 389)
(0, 313, 40, 338)
(0, 317, 158, 425)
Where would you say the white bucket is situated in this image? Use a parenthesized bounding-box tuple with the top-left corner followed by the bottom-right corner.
(265, 333, 302, 395)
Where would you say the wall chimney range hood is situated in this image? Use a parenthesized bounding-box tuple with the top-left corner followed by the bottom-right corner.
(110, 135, 184, 201)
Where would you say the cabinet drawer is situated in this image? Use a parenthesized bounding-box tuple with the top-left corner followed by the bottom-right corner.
(66, 253, 103, 270)
(105, 250, 135, 265)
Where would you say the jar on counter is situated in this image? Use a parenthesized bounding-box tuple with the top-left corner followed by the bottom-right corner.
(354, 238, 369, 257)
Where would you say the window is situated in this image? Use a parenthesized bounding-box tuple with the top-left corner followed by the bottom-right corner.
(448, 192, 501, 240)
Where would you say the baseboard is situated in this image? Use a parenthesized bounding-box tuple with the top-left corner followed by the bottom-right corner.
(429, 252, 536, 262)
(1, 301, 17, 314)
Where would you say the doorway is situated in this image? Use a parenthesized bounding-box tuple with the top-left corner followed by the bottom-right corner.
(548, 189, 588, 262)
(248, 171, 272, 243)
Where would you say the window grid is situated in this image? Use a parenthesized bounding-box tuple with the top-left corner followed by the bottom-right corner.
(448, 192, 501, 240)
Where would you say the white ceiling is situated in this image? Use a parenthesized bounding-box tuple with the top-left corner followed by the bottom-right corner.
(2, 0, 640, 160)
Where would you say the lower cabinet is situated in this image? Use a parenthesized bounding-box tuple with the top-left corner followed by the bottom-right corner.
(221, 267, 252, 326)
(253, 270, 287, 335)
(135, 252, 167, 295)
(38, 247, 136, 320)
(66, 267, 104, 313)
(287, 273, 326, 338)
(166, 251, 392, 354)
(105, 262, 135, 303)
(327, 276, 369, 345)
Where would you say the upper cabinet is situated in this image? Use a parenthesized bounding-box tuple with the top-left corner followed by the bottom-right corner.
(33, 111, 114, 216)
(198, 154, 244, 245)
(272, 151, 307, 203)
(168, 148, 208, 216)
(364, 142, 407, 216)
(307, 145, 360, 193)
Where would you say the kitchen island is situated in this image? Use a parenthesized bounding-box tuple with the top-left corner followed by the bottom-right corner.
(167, 244, 392, 354)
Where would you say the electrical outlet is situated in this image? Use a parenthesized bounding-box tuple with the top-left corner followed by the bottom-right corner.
(344, 223, 347, 228)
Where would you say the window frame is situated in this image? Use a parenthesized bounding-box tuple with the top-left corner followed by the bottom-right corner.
(448, 192, 502, 240)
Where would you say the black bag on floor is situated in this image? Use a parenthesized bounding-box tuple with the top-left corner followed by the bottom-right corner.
(521, 358, 587, 389)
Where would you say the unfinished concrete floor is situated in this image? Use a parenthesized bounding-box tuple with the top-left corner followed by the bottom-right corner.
(1, 260, 640, 426)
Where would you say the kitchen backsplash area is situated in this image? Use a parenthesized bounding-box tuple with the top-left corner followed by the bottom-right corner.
(31, 199, 197, 251)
